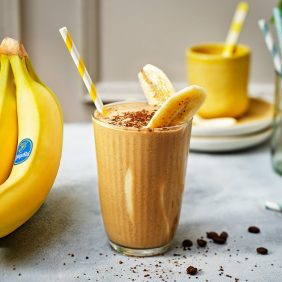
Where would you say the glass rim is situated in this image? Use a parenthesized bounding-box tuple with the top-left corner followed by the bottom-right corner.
(92, 100, 190, 132)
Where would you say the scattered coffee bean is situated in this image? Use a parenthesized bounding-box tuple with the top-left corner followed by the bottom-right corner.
(207, 232, 218, 239)
(248, 226, 260, 234)
(206, 231, 228, 244)
(256, 247, 268, 255)
(187, 266, 198, 276)
(212, 236, 226, 244)
(182, 239, 193, 248)
(197, 239, 207, 247)
(219, 231, 228, 240)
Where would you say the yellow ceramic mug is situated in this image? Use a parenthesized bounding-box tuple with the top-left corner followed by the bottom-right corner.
(187, 43, 250, 118)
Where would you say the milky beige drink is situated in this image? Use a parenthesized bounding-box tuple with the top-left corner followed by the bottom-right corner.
(93, 101, 191, 256)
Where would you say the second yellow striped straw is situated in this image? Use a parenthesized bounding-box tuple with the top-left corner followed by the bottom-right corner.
(59, 27, 105, 114)
(223, 2, 249, 57)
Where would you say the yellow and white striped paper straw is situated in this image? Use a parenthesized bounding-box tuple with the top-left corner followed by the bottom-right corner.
(223, 2, 249, 57)
(59, 27, 105, 114)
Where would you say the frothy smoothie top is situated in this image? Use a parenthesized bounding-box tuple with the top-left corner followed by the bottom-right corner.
(95, 102, 158, 129)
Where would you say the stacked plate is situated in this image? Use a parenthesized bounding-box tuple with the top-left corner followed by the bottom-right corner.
(190, 98, 273, 152)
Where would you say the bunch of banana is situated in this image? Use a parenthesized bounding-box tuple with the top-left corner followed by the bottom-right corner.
(138, 64, 207, 128)
(0, 38, 63, 238)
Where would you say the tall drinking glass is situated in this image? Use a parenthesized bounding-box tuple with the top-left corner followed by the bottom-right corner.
(92, 101, 192, 256)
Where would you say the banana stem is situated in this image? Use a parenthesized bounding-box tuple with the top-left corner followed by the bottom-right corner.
(0, 37, 28, 58)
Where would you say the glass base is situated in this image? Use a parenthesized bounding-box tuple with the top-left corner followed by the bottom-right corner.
(109, 241, 170, 257)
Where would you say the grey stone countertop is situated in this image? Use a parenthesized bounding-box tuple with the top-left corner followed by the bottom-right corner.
(1, 124, 282, 282)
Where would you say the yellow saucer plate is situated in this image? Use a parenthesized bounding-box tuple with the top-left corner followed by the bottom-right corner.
(192, 98, 273, 137)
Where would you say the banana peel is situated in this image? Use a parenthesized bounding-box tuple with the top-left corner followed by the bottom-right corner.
(0, 55, 18, 184)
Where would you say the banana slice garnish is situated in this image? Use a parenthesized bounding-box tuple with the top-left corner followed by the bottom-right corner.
(147, 85, 207, 129)
(138, 64, 175, 105)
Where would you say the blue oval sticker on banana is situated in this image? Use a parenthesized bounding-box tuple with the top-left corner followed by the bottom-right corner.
(14, 138, 33, 165)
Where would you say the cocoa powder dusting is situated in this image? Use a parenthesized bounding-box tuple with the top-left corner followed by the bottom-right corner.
(107, 109, 156, 128)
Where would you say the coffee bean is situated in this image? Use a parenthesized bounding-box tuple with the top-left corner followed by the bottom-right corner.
(256, 247, 268, 255)
(197, 239, 207, 247)
(212, 236, 226, 244)
(206, 231, 228, 244)
(219, 231, 228, 240)
(182, 239, 193, 248)
(187, 266, 198, 275)
(206, 232, 218, 239)
(248, 226, 260, 234)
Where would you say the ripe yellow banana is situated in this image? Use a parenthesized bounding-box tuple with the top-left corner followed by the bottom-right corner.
(147, 85, 207, 128)
(26, 57, 64, 120)
(0, 55, 17, 184)
(138, 64, 175, 105)
(0, 38, 63, 238)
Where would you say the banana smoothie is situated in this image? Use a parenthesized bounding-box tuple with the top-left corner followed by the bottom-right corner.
(94, 102, 191, 255)
(93, 65, 206, 256)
